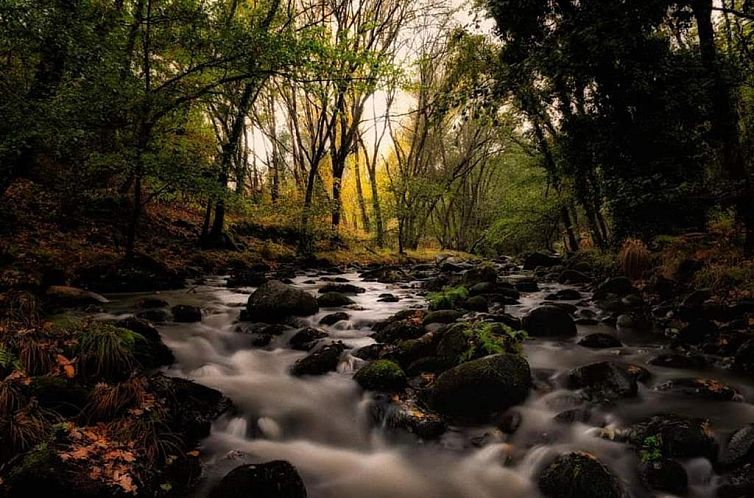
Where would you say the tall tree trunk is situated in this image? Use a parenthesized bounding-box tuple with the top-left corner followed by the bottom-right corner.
(692, 0, 754, 255)
(354, 157, 370, 232)
(561, 206, 578, 253)
(366, 164, 384, 246)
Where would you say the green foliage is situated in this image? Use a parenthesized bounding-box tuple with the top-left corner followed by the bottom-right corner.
(640, 435, 663, 463)
(428, 286, 469, 311)
(459, 322, 527, 363)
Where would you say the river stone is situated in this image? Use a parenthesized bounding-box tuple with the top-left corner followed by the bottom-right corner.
(319, 283, 365, 294)
(158, 375, 233, 443)
(717, 464, 754, 498)
(290, 343, 346, 376)
(469, 281, 495, 295)
(354, 360, 407, 392)
(648, 353, 706, 369)
(45, 285, 109, 308)
(289, 327, 328, 351)
(578, 333, 622, 349)
(721, 424, 754, 467)
(429, 353, 531, 422)
(624, 414, 717, 459)
(638, 458, 688, 496)
(733, 338, 754, 376)
(654, 377, 741, 402)
(558, 269, 591, 284)
(593, 277, 637, 299)
(319, 312, 349, 326)
(462, 266, 497, 286)
(209, 460, 307, 498)
(136, 308, 172, 323)
(523, 252, 560, 270)
(464, 295, 488, 311)
(317, 292, 355, 307)
(377, 293, 399, 302)
(515, 279, 539, 292)
(246, 280, 318, 322)
(567, 361, 637, 401)
(371, 320, 424, 344)
(352, 343, 388, 361)
(172, 304, 202, 323)
(545, 289, 582, 301)
(522, 306, 577, 337)
(369, 394, 447, 439)
(226, 270, 267, 288)
(538, 452, 622, 498)
(423, 309, 463, 326)
(135, 297, 169, 309)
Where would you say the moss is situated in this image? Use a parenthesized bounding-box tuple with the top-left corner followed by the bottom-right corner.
(428, 286, 469, 311)
(75, 322, 145, 382)
(354, 359, 407, 392)
(439, 322, 527, 366)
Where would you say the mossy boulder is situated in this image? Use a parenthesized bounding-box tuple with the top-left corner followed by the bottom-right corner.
(290, 343, 346, 376)
(567, 361, 638, 402)
(422, 309, 463, 326)
(538, 452, 623, 498)
(624, 414, 717, 460)
(429, 353, 531, 422)
(246, 280, 318, 322)
(354, 360, 407, 392)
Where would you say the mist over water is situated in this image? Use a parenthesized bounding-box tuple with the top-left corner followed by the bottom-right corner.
(100, 270, 754, 498)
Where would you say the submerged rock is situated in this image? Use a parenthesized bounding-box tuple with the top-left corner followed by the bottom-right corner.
(429, 353, 531, 422)
(290, 343, 346, 376)
(538, 452, 623, 498)
(246, 280, 318, 322)
(578, 333, 622, 349)
(624, 414, 717, 459)
(654, 377, 741, 402)
(354, 360, 407, 392)
(638, 458, 688, 496)
(522, 306, 577, 337)
(172, 304, 202, 322)
(567, 361, 637, 401)
(369, 394, 447, 439)
(209, 460, 307, 498)
(319, 312, 349, 326)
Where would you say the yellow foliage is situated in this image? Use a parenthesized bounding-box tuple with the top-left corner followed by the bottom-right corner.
(619, 238, 651, 281)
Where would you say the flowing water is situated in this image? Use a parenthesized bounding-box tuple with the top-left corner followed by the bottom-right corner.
(98, 268, 754, 498)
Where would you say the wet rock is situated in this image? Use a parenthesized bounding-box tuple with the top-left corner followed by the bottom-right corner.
(545, 289, 582, 301)
(486, 313, 522, 330)
(429, 353, 531, 422)
(464, 295, 488, 311)
(578, 333, 622, 349)
(469, 281, 495, 295)
(676, 319, 718, 345)
(543, 302, 578, 314)
(654, 377, 741, 402)
(116, 316, 162, 342)
(523, 252, 560, 270)
(648, 353, 706, 369)
(226, 270, 267, 288)
(462, 265, 497, 287)
(354, 360, 407, 392)
(721, 424, 754, 467)
(646, 275, 677, 301)
(621, 363, 652, 384)
(423, 309, 463, 326)
(135, 297, 169, 309)
(522, 306, 577, 338)
(717, 464, 754, 498)
(593, 277, 637, 300)
(558, 270, 591, 285)
(360, 265, 407, 283)
(515, 279, 539, 292)
(369, 395, 447, 439)
(319, 312, 349, 326)
(157, 375, 233, 443)
(567, 361, 638, 401)
(575, 317, 599, 325)
(209, 460, 307, 498)
(496, 410, 522, 434)
(638, 458, 688, 496)
(289, 327, 328, 351)
(290, 343, 346, 376)
(45, 285, 109, 309)
(538, 452, 623, 498)
(352, 343, 388, 360)
(371, 319, 424, 344)
(246, 280, 319, 322)
(317, 292, 355, 307)
(391, 332, 439, 368)
(172, 304, 202, 323)
(624, 414, 717, 459)
(136, 308, 172, 323)
(377, 293, 399, 302)
(733, 338, 754, 376)
(319, 283, 365, 294)
(554, 407, 592, 424)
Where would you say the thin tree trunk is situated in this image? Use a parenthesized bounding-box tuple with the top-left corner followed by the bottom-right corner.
(354, 155, 370, 232)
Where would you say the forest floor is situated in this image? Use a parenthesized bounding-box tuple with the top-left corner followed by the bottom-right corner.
(0, 180, 468, 294)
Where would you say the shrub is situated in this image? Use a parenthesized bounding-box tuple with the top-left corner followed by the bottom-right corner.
(76, 322, 144, 381)
(619, 238, 652, 281)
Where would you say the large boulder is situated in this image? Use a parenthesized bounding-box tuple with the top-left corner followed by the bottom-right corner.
(522, 306, 577, 337)
(538, 452, 623, 498)
(290, 343, 346, 376)
(353, 360, 407, 392)
(558, 270, 591, 284)
(523, 252, 560, 270)
(638, 458, 688, 496)
(319, 312, 349, 326)
(288, 327, 328, 351)
(246, 280, 318, 322)
(593, 277, 637, 300)
(567, 361, 637, 401)
(429, 353, 530, 422)
(209, 461, 307, 498)
(624, 414, 717, 460)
